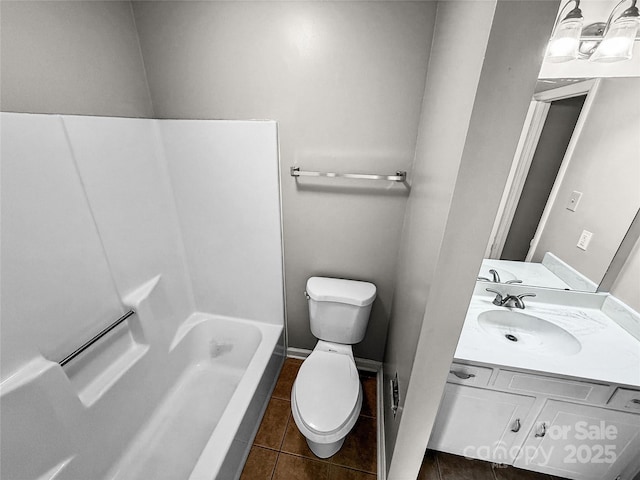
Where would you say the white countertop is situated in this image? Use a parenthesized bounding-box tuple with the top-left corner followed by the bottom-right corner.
(455, 294, 640, 388)
(480, 259, 572, 290)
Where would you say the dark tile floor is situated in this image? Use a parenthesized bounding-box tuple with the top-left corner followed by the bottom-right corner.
(241, 357, 566, 480)
(418, 449, 568, 480)
(240, 357, 378, 480)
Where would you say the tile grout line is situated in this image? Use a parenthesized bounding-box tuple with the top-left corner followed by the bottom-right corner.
(270, 451, 279, 480)
(278, 409, 292, 452)
(251, 358, 379, 479)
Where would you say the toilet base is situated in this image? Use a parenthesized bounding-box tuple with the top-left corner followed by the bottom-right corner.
(306, 436, 345, 459)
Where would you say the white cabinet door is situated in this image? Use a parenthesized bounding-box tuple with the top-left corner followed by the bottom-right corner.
(428, 383, 536, 464)
(515, 400, 640, 480)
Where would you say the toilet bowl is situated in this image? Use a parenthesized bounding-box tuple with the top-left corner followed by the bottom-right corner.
(290, 342, 362, 458)
(290, 276, 376, 458)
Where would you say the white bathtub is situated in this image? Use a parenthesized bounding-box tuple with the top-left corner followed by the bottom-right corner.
(0, 310, 283, 480)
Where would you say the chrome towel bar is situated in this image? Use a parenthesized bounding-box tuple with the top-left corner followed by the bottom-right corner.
(290, 166, 406, 182)
(58, 310, 135, 367)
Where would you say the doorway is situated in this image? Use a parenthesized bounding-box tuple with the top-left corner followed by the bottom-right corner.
(485, 79, 600, 261)
(501, 94, 586, 261)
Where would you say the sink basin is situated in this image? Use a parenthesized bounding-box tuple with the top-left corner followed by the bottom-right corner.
(477, 310, 581, 355)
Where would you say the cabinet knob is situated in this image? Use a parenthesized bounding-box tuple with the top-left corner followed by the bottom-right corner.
(630, 399, 640, 405)
(534, 422, 547, 438)
(511, 418, 521, 433)
(449, 370, 476, 380)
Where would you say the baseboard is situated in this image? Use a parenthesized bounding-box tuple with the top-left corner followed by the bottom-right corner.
(285, 347, 386, 479)
(286, 347, 311, 361)
(377, 366, 386, 480)
(286, 347, 382, 372)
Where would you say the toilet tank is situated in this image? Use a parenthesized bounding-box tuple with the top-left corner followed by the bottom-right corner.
(305, 277, 376, 344)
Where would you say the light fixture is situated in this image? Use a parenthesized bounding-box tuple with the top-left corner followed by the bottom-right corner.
(590, 0, 640, 62)
(546, 0, 584, 62)
(546, 0, 640, 63)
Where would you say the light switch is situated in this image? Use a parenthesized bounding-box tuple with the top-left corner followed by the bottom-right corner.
(577, 230, 593, 251)
(567, 191, 582, 212)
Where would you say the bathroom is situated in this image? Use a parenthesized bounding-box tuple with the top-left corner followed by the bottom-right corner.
(1, 1, 639, 479)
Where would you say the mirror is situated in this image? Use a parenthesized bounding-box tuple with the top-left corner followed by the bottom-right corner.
(482, 76, 640, 292)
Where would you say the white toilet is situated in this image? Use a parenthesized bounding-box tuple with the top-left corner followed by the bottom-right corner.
(290, 276, 376, 458)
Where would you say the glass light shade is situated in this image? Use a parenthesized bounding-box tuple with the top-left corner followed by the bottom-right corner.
(546, 18, 584, 62)
(590, 16, 640, 62)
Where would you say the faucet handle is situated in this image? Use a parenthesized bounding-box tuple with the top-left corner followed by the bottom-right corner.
(505, 279, 523, 284)
(514, 293, 536, 309)
(517, 293, 536, 300)
(485, 288, 505, 306)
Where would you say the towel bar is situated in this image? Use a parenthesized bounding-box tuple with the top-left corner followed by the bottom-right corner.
(290, 166, 406, 182)
(58, 310, 135, 367)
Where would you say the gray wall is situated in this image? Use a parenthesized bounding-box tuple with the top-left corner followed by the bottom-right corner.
(531, 78, 640, 285)
(0, 1, 153, 118)
(382, 1, 559, 477)
(383, 2, 497, 470)
(131, 1, 436, 361)
(502, 95, 585, 261)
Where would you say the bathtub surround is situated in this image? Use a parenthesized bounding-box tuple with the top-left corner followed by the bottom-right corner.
(1, 114, 126, 379)
(62, 116, 195, 322)
(1, 113, 285, 479)
(2, 113, 283, 365)
(159, 121, 284, 323)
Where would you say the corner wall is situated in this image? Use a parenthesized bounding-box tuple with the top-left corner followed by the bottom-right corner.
(383, 1, 560, 478)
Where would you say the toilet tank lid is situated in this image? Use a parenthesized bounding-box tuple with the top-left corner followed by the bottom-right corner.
(306, 277, 376, 307)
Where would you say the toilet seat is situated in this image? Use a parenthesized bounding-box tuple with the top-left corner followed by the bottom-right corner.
(292, 350, 361, 435)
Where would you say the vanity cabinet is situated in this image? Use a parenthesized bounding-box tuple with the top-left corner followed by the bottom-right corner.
(428, 384, 536, 464)
(515, 401, 640, 480)
(430, 363, 640, 480)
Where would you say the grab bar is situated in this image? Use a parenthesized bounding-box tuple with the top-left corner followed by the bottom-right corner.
(290, 166, 406, 182)
(58, 310, 135, 367)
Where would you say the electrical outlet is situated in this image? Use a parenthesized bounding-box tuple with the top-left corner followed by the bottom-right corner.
(577, 230, 593, 251)
(567, 191, 583, 212)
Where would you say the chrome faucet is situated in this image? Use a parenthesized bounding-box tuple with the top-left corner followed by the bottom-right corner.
(486, 288, 536, 309)
(487, 269, 501, 283)
(477, 269, 523, 285)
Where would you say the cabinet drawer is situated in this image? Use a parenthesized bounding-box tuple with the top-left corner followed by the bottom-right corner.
(494, 370, 610, 404)
(608, 388, 640, 411)
(447, 363, 493, 386)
